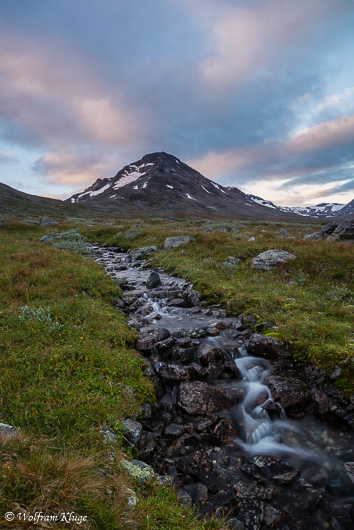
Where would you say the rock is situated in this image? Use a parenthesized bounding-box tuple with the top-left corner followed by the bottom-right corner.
(40, 218, 58, 226)
(0, 423, 17, 438)
(237, 499, 264, 530)
(180, 448, 215, 483)
(321, 222, 338, 237)
(141, 403, 152, 419)
(198, 344, 225, 366)
(330, 365, 342, 380)
(279, 228, 289, 235)
(343, 462, 354, 484)
(120, 458, 155, 483)
(251, 249, 295, 270)
(122, 418, 143, 446)
(263, 505, 286, 527)
(129, 246, 157, 260)
(173, 346, 196, 364)
(177, 490, 193, 507)
(40, 235, 55, 242)
(224, 256, 241, 267)
(146, 271, 161, 289)
(137, 328, 170, 351)
(157, 363, 193, 384)
(186, 290, 201, 306)
(311, 388, 338, 418)
(138, 431, 158, 459)
(156, 474, 173, 486)
(196, 483, 209, 504)
(167, 433, 201, 457)
(226, 519, 246, 530)
(247, 334, 291, 359)
(209, 419, 234, 444)
(127, 489, 139, 508)
(327, 218, 354, 241)
(233, 481, 276, 500)
(266, 375, 311, 416)
(273, 468, 299, 485)
(164, 236, 192, 249)
(165, 423, 187, 437)
(100, 425, 118, 444)
(304, 232, 321, 240)
(177, 381, 242, 415)
(248, 237, 255, 242)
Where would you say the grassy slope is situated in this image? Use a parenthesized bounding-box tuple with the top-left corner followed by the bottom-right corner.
(84, 218, 354, 395)
(0, 222, 224, 529)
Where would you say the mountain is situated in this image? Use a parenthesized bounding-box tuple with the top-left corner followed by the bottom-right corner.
(245, 193, 354, 219)
(68, 152, 301, 220)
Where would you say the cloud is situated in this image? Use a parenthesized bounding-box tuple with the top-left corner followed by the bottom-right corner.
(0, 150, 18, 163)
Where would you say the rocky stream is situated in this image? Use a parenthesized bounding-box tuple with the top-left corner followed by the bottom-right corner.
(90, 244, 354, 530)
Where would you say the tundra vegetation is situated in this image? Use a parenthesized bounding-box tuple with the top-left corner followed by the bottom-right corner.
(0, 216, 353, 528)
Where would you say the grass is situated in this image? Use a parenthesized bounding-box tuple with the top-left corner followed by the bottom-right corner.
(0, 221, 226, 529)
(83, 218, 354, 395)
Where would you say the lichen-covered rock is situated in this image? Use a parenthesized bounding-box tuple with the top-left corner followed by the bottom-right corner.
(164, 236, 192, 249)
(100, 426, 118, 444)
(251, 249, 295, 270)
(247, 334, 291, 359)
(120, 458, 155, 483)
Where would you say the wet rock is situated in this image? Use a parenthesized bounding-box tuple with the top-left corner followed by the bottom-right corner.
(186, 290, 201, 306)
(237, 498, 264, 530)
(173, 346, 196, 364)
(195, 415, 219, 433)
(240, 462, 266, 484)
(146, 271, 161, 289)
(266, 375, 311, 416)
(247, 334, 291, 359)
(129, 246, 157, 260)
(157, 363, 193, 384)
(164, 423, 187, 437)
(155, 337, 175, 352)
(343, 462, 354, 484)
(251, 249, 295, 270)
(304, 232, 321, 240)
(141, 359, 165, 398)
(122, 418, 143, 446)
(167, 433, 201, 457)
(311, 388, 338, 418)
(233, 481, 276, 500)
(321, 221, 337, 237)
(180, 448, 215, 483)
(120, 458, 155, 483)
(177, 381, 242, 415)
(138, 431, 158, 459)
(329, 499, 354, 528)
(272, 468, 299, 485)
(206, 326, 220, 336)
(263, 505, 286, 527)
(167, 297, 189, 307)
(327, 218, 354, 241)
(137, 328, 170, 351)
(198, 344, 225, 366)
(209, 418, 234, 445)
(164, 235, 193, 249)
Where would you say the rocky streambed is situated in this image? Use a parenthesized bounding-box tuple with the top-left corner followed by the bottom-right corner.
(91, 244, 354, 530)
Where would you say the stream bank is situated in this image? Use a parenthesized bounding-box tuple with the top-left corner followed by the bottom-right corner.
(91, 244, 354, 530)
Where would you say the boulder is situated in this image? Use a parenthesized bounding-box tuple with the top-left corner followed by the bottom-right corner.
(146, 271, 161, 289)
(0, 423, 17, 438)
(157, 363, 193, 384)
(304, 232, 321, 240)
(251, 249, 295, 270)
(197, 344, 225, 366)
(266, 375, 311, 416)
(177, 381, 242, 415)
(327, 219, 354, 241)
(129, 246, 157, 260)
(163, 236, 192, 249)
(321, 222, 337, 237)
(247, 334, 291, 359)
(137, 328, 170, 351)
(138, 431, 158, 459)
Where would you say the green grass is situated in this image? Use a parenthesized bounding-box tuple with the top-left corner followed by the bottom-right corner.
(84, 218, 354, 395)
(0, 222, 226, 529)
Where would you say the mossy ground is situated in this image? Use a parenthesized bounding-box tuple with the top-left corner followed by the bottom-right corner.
(0, 221, 226, 529)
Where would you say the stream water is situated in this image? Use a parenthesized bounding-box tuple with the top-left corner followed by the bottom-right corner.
(91, 245, 354, 529)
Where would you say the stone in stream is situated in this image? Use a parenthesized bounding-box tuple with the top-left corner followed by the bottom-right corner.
(136, 328, 170, 351)
(311, 388, 338, 419)
(146, 270, 161, 289)
(157, 363, 193, 384)
(197, 344, 225, 366)
(233, 481, 276, 500)
(266, 375, 311, 417)
(251, 249, 295, 270)
(177, 381, 242, 415)
(247, 333, 291, 359)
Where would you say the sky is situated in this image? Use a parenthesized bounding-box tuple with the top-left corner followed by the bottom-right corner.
(0, 0, 354, 206)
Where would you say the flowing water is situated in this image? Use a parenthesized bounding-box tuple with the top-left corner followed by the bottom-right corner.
(91, 245, 354, 529)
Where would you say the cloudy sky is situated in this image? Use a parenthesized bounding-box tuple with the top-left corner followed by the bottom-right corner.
(0, 0, 353, 206)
